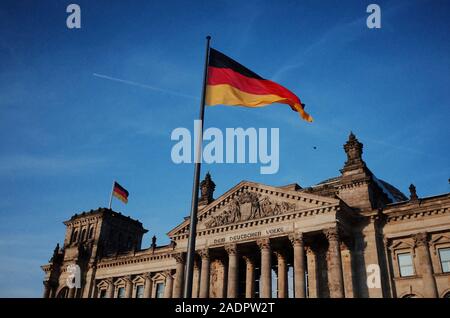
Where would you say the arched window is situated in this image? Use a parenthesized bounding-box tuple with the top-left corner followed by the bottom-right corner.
(88, 227, 94, 239)
(71, 230, 79, 243)
(81, 228, 87, 242)
(57, 287, 69, 298)
(402, 294, 418, 298)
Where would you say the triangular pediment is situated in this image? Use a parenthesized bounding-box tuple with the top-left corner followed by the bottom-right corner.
(168, 181, 340, 238)
(390, 240, 414, 250)
(430, 234, 450, 245)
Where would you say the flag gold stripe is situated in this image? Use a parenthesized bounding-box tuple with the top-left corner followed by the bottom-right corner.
(206, 84, 313, 122)
(113, 192, 128, 204)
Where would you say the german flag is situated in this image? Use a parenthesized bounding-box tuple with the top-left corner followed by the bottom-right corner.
(205, 48, 313, 122)
(112, 182, 129, 204)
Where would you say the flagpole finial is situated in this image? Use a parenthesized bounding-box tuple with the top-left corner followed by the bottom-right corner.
(206, 35, 211, 40)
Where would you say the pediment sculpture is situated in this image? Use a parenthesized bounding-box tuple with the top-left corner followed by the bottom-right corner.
(204, 191, 296, 228)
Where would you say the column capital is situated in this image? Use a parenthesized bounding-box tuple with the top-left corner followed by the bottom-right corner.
(257, 238, 271, 250)
(413, 232, 429, 247)
(163, 270, 173, 278)
(199, 248, 210, 260)
(173, 252, 186, 264)
(306, 245, 315, 255)
(225, 243, 238, 255)
(122, 275, 133, 283)
(143, 272, 153, 280)
(274, 250, 286, 261)
(289, 232, 304, 246)
(324, 227, 340, 242)
(242, 255, 255, 265)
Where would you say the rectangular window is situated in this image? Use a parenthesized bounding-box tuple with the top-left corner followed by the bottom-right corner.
(117, 287, 125, 298)
(155, 283, 164, 298)
(398, 253, 414, 277)
(99, 289, 107, 298)
(136, 285, 144, 298)
(439, 248, 450, 273)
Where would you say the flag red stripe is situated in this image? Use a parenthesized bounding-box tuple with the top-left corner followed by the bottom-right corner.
(113, 187, 128, 199)
(207, 66, 301, 106)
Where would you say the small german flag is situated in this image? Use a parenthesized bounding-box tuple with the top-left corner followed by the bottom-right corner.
(112, 182, 129, 204)
(206, 48, 313, 122)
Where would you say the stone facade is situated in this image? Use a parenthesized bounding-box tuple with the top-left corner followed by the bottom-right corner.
(41, 133, 450, 298)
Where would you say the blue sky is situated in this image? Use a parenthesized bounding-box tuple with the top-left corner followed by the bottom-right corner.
(0, 0, 449, 297)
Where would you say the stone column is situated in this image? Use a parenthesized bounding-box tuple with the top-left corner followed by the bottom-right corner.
(289, 233, 306, 298)
(413, 232, 438, 298)
(143, 273, 153, 298)
(217, 259, 228, 298)
(192, 259, 201, 298)
(163, 271, 173, 298)
(324, 227, 345, 298)
(173, 253, 186, 298)
(243, 256, 255, 298)
(275, 251, 288, 298)
(199, 249, 210, 298)
(257, 238, 272, 298)
(43, 281, 51, 298)
(225, 244, 239, 298)
(125, 276, 133, 298)
(306, 247, 317, 298)
(106, 279, 115, 298)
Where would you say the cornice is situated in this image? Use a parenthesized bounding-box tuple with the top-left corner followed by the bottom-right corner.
(385, 206, 448, 224)
(172, 203, 340, 241)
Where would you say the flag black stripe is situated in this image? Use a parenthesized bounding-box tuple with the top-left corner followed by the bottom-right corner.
(114, 182, 129, 197)
(208, 48, 263, 80)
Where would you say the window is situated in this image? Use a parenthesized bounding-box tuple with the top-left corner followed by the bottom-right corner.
(71, 230, 78, 243)
(81, 228, 87, 241)
(135, 285, 144, 298)
(117, 287, 125, 298)
(99, 289, 107, 298)
(398, 253, 414, 277)
(155, 283, 164, 298)
(89, 227, 94, 239)
(438, 248, 450, 273)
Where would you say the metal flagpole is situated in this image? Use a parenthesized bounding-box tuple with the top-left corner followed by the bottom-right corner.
(108, 180, 115, 210)
(183, 35, 211, 298)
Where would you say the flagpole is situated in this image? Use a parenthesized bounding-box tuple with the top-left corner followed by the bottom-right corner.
(183, 35, 211, 298)
(108, 180, 115, 210)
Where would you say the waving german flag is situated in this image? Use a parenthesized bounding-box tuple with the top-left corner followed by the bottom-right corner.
(205, 48, 313, 122)
(112, 181, 129, 204)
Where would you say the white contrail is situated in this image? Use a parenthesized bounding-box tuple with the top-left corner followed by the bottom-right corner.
(93, 73, 198, 100)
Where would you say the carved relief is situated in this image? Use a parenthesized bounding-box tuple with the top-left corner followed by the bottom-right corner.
(204, 191, 296, 228)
